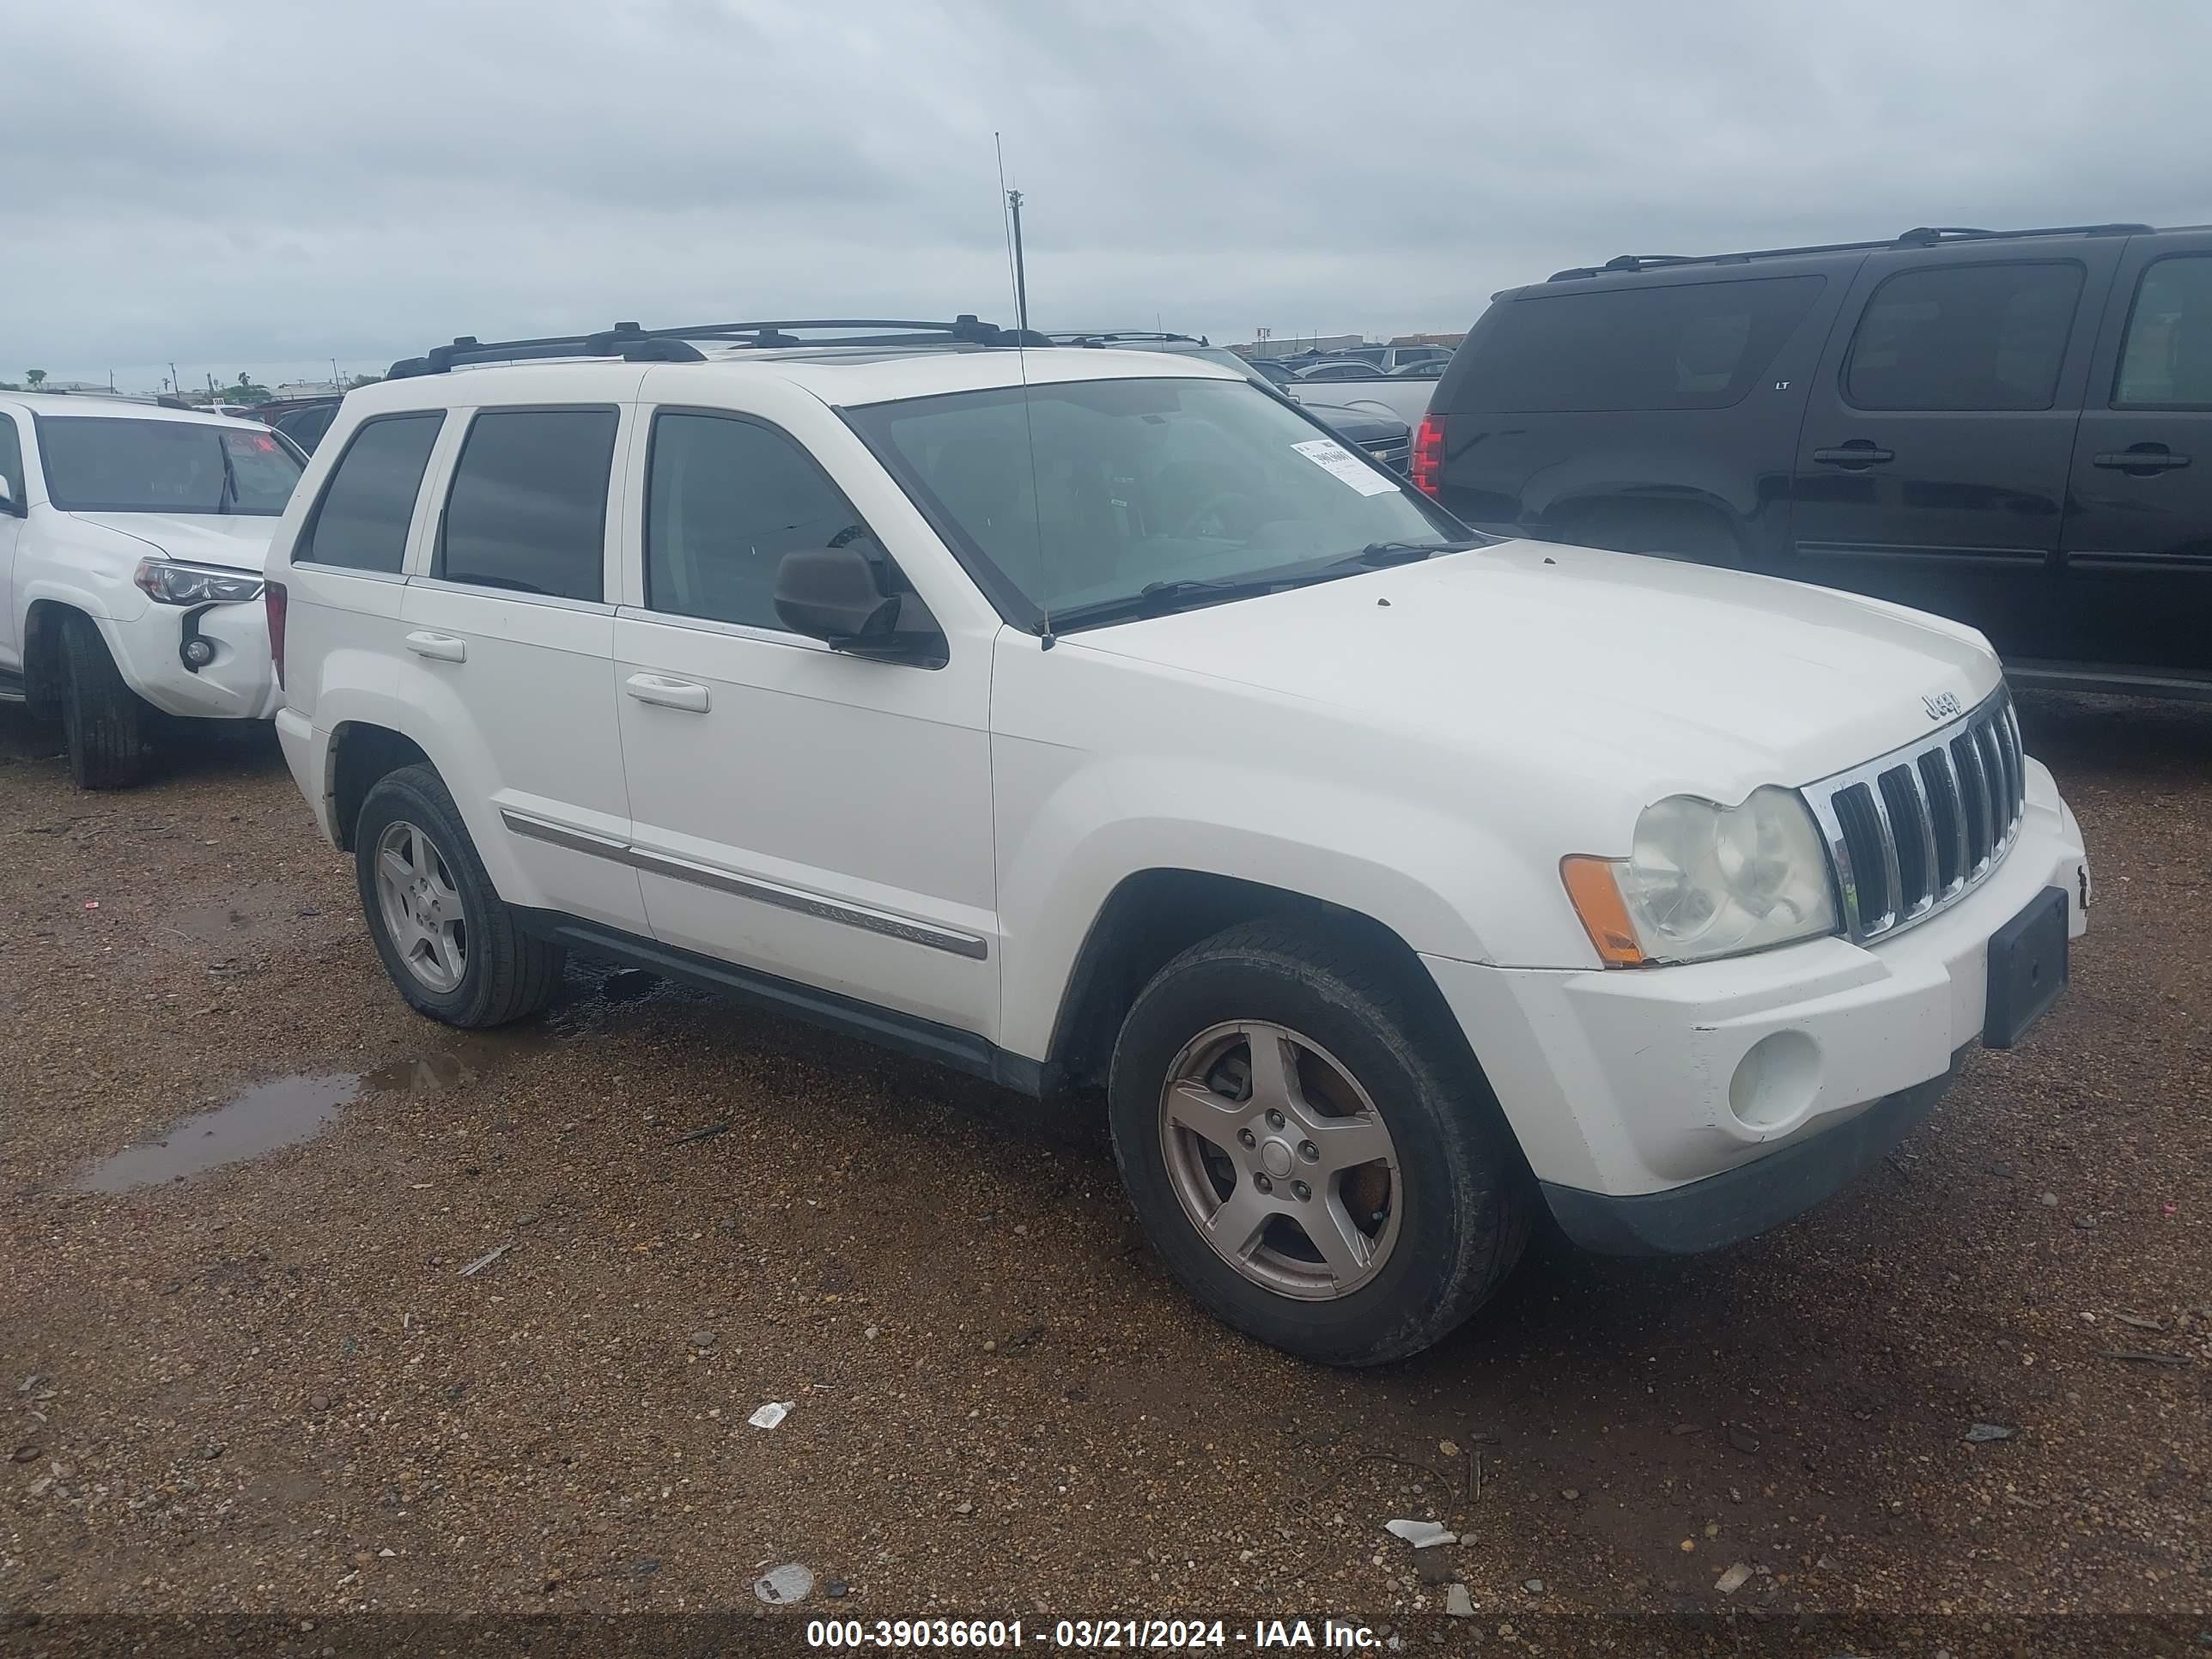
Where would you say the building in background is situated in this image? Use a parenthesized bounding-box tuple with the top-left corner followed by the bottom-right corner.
(1236, 333, 1364, 360)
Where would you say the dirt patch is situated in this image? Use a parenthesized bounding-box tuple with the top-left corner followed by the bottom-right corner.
(0, 696, 2206, 1650)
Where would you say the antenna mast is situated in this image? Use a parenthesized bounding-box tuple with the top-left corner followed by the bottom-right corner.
(1006, 187, 1030, 336)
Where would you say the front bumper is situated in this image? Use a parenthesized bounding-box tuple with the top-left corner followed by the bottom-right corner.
(106, 601, 279, 721)
(1422, 757, 2089, 1251)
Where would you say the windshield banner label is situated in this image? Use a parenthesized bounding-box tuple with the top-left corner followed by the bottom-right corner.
(1291, 438, 1398, 496)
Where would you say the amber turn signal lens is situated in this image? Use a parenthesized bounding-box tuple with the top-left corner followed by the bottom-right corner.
(1560, 855, 1646, 967)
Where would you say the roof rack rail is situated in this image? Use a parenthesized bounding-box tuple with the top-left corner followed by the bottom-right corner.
(1546, 221, 2156, 283)
(387, 314, 1051, 378)
(1046, 330, 1209, 346)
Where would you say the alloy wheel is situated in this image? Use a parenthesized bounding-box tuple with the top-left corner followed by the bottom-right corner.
(373, 819, 468, 994)
(1158, 1020, 1402, 1300)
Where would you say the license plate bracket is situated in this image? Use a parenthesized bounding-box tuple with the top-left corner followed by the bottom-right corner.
(1984, 886, 2069, 1049)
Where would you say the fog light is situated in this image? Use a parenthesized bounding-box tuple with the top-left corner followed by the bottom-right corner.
(181, 637, 216, 668)
(1727, 1030, 1820, 1132)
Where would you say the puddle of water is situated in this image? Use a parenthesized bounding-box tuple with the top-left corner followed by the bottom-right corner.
(71, 964, 695, 1194)
(74, 1073, 362, 1192)
(71, 1024, 568, 1193)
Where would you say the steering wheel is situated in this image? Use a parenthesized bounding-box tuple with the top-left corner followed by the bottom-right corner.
(1175, 490, 1259, 540)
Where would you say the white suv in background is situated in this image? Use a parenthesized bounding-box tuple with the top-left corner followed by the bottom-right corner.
(0, 393, 302, 787)
(264, 319, 2091, 1365)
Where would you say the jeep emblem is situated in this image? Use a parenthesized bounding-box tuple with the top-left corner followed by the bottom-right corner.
(1922, 690, 1963, 721)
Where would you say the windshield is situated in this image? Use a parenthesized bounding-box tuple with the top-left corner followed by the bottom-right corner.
(848, 375, 1462, 628)
(35, 416, 303, 515)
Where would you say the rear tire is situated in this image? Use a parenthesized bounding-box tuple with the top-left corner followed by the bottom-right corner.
(354, 763, 564, 1028)
(1108, 920, 1533, 1366)
(58, 614, 148, 789)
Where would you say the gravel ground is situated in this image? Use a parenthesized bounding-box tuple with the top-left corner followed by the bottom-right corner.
(0, 696, 2205, 1657)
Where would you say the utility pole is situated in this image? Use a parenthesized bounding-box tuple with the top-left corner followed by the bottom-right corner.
(169, 361, 179, 395)
(331, 357, 342, 391)
(1006, 187, 1030, 336)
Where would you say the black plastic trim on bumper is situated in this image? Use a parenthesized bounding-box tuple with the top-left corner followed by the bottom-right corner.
(1539, 1048, 1966, 1256)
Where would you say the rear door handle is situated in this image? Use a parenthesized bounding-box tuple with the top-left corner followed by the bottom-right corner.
(2093, 446, 2191, 472)
(404, 631, 466, 663)
(624, 673, 711, 713)
(1813, 444, 1896, 467)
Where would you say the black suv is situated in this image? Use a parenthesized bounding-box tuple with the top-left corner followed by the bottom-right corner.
(1418, 222, 2212, 698)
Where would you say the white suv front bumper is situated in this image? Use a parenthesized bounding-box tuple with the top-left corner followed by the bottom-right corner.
(104, 601, 280, 722)
(1422, 757, 2089, 1253)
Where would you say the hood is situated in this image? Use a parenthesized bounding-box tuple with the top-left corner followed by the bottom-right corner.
(67, 513, 278, 573)
(1298, 402, 1407, 444)
(1062, 538, 2002, 801)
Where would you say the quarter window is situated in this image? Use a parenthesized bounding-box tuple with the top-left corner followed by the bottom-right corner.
(2114, 254, 2212, 409)
(0, 414, 21, 506)
(438, 408, 617, 602)
(645, 412, 877, 630)
(1844, 262, 2083, 411)
(1460, 275, 1826, 413)
(296, 413, 444, 573)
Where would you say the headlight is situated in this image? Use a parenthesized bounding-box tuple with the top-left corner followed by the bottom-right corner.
(1562, 787, 1838, 966)
(133, 558, 264, 606)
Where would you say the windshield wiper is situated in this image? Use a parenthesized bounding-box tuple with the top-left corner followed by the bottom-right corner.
(1340, 538, 1486, 567)
(1046, 540, 1488, 634)
(214, 444, 239, 515)
(1049, 571, 1334, 631)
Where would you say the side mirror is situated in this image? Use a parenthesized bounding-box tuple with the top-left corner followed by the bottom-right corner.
(773, 545, 945, 664)
(0, 475, 16, 514)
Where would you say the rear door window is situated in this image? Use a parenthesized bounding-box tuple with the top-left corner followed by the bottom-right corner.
(645, 411, 878, 631)
(296, 413, 444, 573)
(1461, 275, 1826, 413)
(438, 408, 617, 601)
(1844, 262, 2083, 411)
(2113, 254, 2212, 409)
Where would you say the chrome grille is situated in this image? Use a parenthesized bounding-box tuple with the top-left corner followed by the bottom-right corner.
(1364, 436, 1410, 473)
(1803, 687, 2027, 943)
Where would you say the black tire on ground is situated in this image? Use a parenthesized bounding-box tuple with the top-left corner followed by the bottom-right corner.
(58, 613, 149, 789)
(1107, 919, 1534, 1367)
(353, 763, 564, 1028)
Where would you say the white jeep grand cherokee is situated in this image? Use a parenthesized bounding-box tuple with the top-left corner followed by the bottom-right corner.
(1, 393, 303, 787)
(264, 319, 2091, 1365)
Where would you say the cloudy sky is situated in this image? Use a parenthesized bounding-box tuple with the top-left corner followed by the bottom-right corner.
(9, 0, 2212, 392)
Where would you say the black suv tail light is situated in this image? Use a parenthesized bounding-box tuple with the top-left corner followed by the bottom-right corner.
(1412, 412, 1445, 497)
(264, 581, 289, 688)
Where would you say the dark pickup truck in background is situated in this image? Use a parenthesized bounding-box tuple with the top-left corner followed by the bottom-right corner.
(1416, 222, 2212, 699)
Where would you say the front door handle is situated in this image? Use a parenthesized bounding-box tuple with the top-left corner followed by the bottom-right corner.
(1813, 443, 1896, 468)
(2093, 445, 2191, 473)
(624, 673, 711, 713)
(404, 631, 467, 663)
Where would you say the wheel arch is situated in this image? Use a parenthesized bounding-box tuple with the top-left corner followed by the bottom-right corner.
(1042, 868, 1494, 1107)
(20, 598, 82, 713)
(325, 720, 433, 852)
(1542, 489, 1747, 562)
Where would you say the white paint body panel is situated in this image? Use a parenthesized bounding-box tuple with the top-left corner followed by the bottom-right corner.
(269, 349, 2092, 1203)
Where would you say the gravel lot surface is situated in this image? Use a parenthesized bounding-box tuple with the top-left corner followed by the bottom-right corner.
(1, 696, 2205, 1656)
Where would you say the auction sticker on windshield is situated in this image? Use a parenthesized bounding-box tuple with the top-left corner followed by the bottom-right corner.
(1290, 437, 1399, 496)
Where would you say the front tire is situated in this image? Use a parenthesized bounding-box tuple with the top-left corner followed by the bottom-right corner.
(58, 615, 149, 789)
(354, 763, 564, 1028)
(1108, 921, 1533, 1366)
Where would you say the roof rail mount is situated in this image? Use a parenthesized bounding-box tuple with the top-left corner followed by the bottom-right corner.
(1047, 330, 1208, 346)
(386, 314, 1053, 378)
(1546, 221, 2158, 283)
